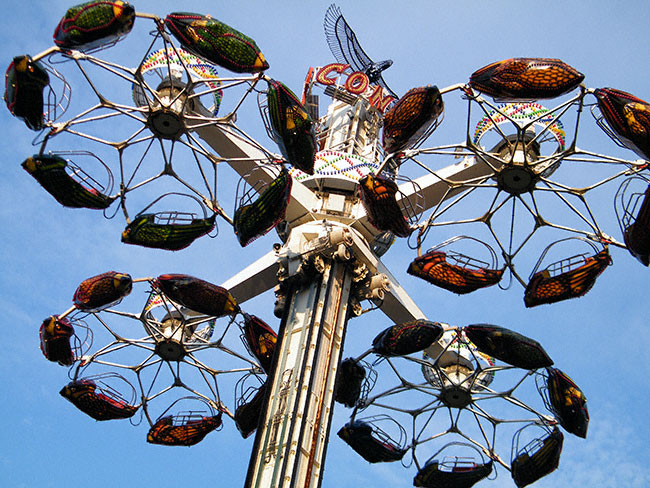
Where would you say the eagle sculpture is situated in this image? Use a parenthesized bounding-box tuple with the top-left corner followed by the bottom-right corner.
(324, 4, 397, 98)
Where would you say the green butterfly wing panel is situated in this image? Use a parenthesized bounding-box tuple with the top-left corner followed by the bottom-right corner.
(5, 56, 49, 130)
(234, 168, 292, 247)
(121, 213, 215, 250)
(53, 1, 136, 51)
(267, 80, 316, 174)
(22, 154, 115, 209)
(165, 12, 269, 73)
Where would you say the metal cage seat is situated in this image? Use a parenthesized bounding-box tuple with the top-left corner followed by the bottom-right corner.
(463, 324, 553, 371)
(260, 79, 316, 174)
(21, 151, 115, 210)
(468, 57, 584, 101)
(407, 236, 504, 295)
(121, 193, 216, 250)
(372, 320, 444, 357)
(334, 357, 377, 409)
(164, 12, 269, 75)
(39, 314, 91, 366)
(5, 54, 50, 130)
(358, 173, 422, 238)
(53, 1, 136, 53)
(539, 367, 589, 438)
(337, 415, 408, 464)
(382, 85, 444, 155)
(593, 87, 650, 161)
(524, 238, 611, 307)
(146, 397, 223, 446)
(615, 177, 650, 266)
(72, 270, 132, 312)
(4, 54, 70, 131)
(59, 372, 138, 421)
(240, 313, 277, 374)
(233, 165, 292, 247)
(413, 442, 493, 488)
(154, 273, 239, 319)
(510, 425, 563, 488)
(234, 374, 267, 439)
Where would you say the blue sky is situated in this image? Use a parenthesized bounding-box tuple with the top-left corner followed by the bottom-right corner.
(1, 1, 649, 487)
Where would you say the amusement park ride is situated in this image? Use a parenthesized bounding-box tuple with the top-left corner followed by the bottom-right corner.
(7, 2, 650, 487)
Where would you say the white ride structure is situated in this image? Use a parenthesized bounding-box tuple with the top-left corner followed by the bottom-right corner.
(14, 4, 646, 487)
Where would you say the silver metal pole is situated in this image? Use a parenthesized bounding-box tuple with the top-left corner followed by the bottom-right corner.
(245, 259, 352, 488)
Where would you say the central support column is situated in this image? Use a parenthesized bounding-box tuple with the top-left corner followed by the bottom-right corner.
(245, 259, 352, 488)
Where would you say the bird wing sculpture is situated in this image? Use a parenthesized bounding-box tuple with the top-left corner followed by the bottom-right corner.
(324, 4, 397, 98)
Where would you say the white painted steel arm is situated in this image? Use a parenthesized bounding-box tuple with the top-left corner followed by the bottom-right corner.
(193, 121, 316, 225)
(221, 249, 279, 304)
(374, 259, 427, 323)
(350, 155, 493, 232)
(400, 155, 492, 212)
(346, 227, 426, 323)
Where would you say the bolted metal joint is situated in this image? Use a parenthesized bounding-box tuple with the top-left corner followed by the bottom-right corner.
(333, 243, 351, 261)
(350, 272, 391, 308)
(351, 262, 368, 278)
(348, 296, 363, 317)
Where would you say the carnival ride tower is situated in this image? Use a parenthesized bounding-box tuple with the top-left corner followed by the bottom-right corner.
(218, 63, 506, 487)
(10, 3, 650, 488)
(222, 68, 430, 488)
